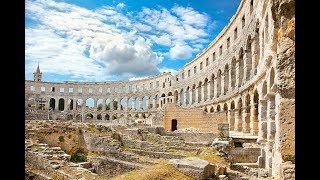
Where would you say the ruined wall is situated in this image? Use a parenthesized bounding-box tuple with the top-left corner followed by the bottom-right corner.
(163, 103, 226, 133)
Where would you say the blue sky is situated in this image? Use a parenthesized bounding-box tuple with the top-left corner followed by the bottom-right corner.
(25, 0, 241, 82)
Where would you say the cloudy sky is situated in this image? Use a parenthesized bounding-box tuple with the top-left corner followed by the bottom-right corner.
(25, 0, 241, 82)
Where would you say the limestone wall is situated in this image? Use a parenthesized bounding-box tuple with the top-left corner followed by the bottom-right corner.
(163, 103, 226, 133)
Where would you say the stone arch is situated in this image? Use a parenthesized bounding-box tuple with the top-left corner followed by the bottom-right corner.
(224, 64, 229, 94)
(113, 98, 119, 110)
(85, 113, 93, 120)
(217, 70, 222, 97)
(86, 98, 94, 108)
(254, 20, 260, 75)
(231, 58, 236, 89)
(236, 97, 243, 131)
(76, 114, 82, 121)
(149, 96, 154, 108)
(217, 104, 221, 112)
(51, 87, 55, 92)
(135, 98, 140, 110)
(204, 106, 208, 112)
(121, 98, 126, 110)
(67, 99, 74, 110)
(246, 35, 252, 81)
(105, 98, 111, 110)
(105, 114, 110, 121)
(238, 48, 244, 87)
(76, 99, 83, 110)
(231, 101, 235, 109)
(97, 114, 102, 120)
(155, 95, 160, 108)
(168, 92, 173, 96)
(210, 106, 214, 113)
(142, 96, 147, 110)
(58, 98, 65, 111)
(128, 97, 133, 110)
(223, 103, 228, 111)
(49, 98, 55, 111)
(97, 99, 103, 111)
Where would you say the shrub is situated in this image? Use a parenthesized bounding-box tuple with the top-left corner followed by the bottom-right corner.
(58, 136, 64, 142)
(70, 149, 87, 163)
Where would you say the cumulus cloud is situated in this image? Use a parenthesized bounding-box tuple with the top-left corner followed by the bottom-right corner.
(169, 44, 193, 59)
(25, 0, 214, 81)
(159, 67, 178, 75)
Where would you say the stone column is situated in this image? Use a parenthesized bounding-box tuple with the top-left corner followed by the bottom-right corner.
(214, 78, 218, 98)
(267, 94, 276, 141)
(228, 68, 232, 91)
(242, 106, 251, 133)
(234, 109, 242, 132)
(64, 99, 68, 111)
(46, 100, 50, 111)
(189, 89, 193, 105)
(152, 97, 156, 109)
(221, 73, 225, 95)
(110, 99, 114, 110)
(73, 99, 76, 111)
(228, 109, 235, 131)
(125, 98, 128, 111)
(139, 99, 143, 110)
(258, 99, 268, 143)
(235, 62, 240, 88)
(183, 91, 187, 106)
(195, 86, 199, 104)
(118, 98, 121, 110)
(132, 98, 136, 110)
(55, 98, 59, 111)
(146, 98, 149, 109)
(250, 99, 259, 135)
(201, 84, 205, 103)
(207, 81, 211, 101)
(102, 98, 106, 111)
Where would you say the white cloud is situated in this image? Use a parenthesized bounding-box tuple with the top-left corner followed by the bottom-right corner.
(159, 67, 178, 75)
(116, 3, 125, 9)
(134, 23, 152, 32)
(149, 34, 172, 46)
(172, 6, 209, 27)
(169, 44, 193, 60)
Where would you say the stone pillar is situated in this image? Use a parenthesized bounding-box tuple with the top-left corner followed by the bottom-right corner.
(235, 62, 240, 88)
(221, 73, 225, 95)
(55, 98, 59, 111)
(250, 101, 259, 135)
(125, 98, 128, 111)
(258, 99, 268, 143)
(110, 99, 114, 110)
(214, 78, 218, 98)
(46, 100, 50, 111)
(183, 91, 187, 106)
(139, 99, 143, 110)
(207, 81, 211, 101)
(73, 99, 76, 111)
(201, 84, 205, 102)
(152, 97, 156, 109)
(118, 98, 121, 110)
(251, 38, 257, 75)
(242, 107, 251, 133)
(244, 52, 249, 83)
(195, 86, 199, 104)
(234, 109, 242, 132)
(267, 94, 276, 141)
(102, 98, 106, 111)
(64, 99, 68, 111)
(228, 110, 235, 131)
(132, 99, 136, 110)
(190, 89, 193, 105)
(146, 98, 149, 109)
(228, 68, 232, 91)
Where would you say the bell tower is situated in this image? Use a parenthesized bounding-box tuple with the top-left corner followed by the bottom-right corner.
(33, 63, 42, 82)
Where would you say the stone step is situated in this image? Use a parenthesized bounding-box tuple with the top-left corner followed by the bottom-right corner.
(230, 163, 259, 172)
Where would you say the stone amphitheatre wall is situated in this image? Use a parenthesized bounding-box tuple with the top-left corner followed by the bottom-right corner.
(25, 0, 295, 178)
(163, 103, 226, 133)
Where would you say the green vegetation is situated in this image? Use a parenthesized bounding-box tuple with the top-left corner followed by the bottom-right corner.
(58, 136, 64, 142)
(70, 149, 87, 163)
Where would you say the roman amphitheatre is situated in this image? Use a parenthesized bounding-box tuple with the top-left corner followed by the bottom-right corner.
(25, 0, 295, 179)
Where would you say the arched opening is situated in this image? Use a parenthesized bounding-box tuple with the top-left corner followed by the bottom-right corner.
(58, 98, 65, 111)
(210, 107, 214, 113)
(237, 98, 243, 131)
(76, 114, 82, 121)
(244, 94, 251, 133)
(97, 114, 102, 120)
(86, 98, 94, 109)
(67, 114, 73, 120)
(97, 99, 103, 111)
(251, 89, 259, 135)
(238, 48, 244, 87)
(171, 119, 177, 131)
(121, 98, 126, 110)
(128, 98, 133, 110)
(217, 105, 221, 112)
(149, 96, 153, 109)
(155, 95, 160, 108)
(186, 87, 190, 105)
(67, 99, 74, 110)
(105, 99, 110, 110)
(254, 20, 260, 75)
(85, 113, 93, 120)
(230, 100, 236, 131)
(105, 114, 110, 121)
(217, 70, 222, 97)
(113, 99, 119, 110)
(49, 98, 55, 111)
(168, 92, 173, 96)
(51, 87, 55, 92)
(76, 99, 83, 110)
(224, 65, 229, 94)
(142, 97, 147, 110)
(223, 103, 228, 111)
(250, 0, 254, 13)
(204, 107, 208, 112)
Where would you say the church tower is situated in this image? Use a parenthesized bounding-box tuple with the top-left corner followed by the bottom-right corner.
(33, 63, 42, 82)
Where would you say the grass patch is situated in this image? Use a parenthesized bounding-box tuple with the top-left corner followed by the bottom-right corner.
(111, 162, 193, 180)
(58, 136, 64, 142)
(193, 148, 228, 166)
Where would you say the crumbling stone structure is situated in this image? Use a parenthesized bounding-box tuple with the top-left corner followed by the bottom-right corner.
(25, 0, 295, 178)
